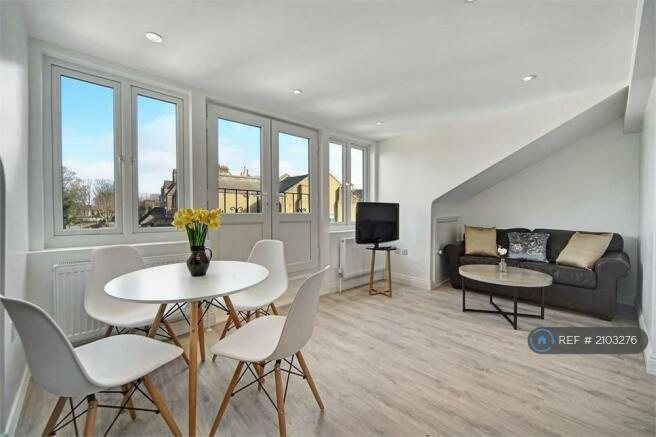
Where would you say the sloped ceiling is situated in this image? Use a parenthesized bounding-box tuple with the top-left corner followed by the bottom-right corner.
(20, 0, 638, 140)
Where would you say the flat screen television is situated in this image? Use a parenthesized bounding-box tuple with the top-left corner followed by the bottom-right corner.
(355, 202, 399, 248)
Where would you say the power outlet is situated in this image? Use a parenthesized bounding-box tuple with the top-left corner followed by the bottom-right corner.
(402, 249, 409, 256)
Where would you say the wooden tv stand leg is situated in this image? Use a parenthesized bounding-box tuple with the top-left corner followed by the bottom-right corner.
(369, 249, 392, 297)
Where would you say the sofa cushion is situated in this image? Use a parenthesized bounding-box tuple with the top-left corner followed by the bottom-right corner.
(519, 261, 597, 289)
(556, 232, 613, 270)
(497, 228, 531, 249)
(464, 226, 497, 257)
(507, 232, 549, 262)
(534, 228, 623, 262)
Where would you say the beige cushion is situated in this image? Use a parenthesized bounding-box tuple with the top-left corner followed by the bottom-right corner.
(464, 226, 498, 257)
(556, 232, 612, 270)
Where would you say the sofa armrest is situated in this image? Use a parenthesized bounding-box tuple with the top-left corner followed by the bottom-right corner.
(443, 241, 465, 287)
(594, 252, 630, 280)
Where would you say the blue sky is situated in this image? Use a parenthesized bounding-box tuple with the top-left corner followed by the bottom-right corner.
(61, 76, 177, 197)
(61, 75, 360, 197)
(218, 119, 310, 180)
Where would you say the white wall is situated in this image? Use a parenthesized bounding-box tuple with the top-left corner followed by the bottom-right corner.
(0, 1, 29, 432)
(376, 84, 626, 287)
(638, 78, 656, 374)
(444, 118, 640, 302)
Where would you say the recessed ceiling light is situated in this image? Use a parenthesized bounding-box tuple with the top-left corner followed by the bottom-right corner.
(376, 121, 383, 125)
(145, 32, 163, 43)
(465, 0, 476, 3)
(523, 74, 537, 82)
(293, 89, 303, 95)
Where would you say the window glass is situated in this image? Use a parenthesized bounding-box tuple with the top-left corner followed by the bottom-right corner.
(218, 119, 262, 213)
(278, 132, 310, 213)
(350, 147, 364, 221)
(136, 95, 178, 227)
(329, 142, 344, 223)
(60, 75, 115, 230)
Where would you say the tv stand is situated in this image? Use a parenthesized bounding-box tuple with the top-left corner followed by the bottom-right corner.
(366, 246, 396, 297)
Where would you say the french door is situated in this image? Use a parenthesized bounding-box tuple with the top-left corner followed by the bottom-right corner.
(207, 104, 319, 272)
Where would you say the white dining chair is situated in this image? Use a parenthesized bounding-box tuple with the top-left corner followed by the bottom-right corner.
(210, 240, 288, 361)
(0, 295, 182, 436)
(208, 266, 329, 437)
(85, 245, 190, 364)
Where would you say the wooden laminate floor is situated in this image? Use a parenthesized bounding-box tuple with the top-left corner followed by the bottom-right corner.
(16, 282, 656, 436)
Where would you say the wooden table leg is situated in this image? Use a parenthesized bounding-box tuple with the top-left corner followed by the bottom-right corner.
(223, 296, 242, 329)
(147, 304, 167, 338)
(198, 306, 206, 363)
(163, 320, 190, 365)
(189, 301, 199, 437)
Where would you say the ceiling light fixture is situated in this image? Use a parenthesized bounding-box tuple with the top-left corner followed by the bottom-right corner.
(523, 74, 537, 82)
(293, 89, 303, 95)
(376, 121, 383, 125)
(145, 32, 163, 43)
(465, 0, 476, 3)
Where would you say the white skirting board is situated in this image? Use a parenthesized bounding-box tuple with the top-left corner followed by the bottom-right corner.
(637, 306, 656, 375)
(3, 367, 30, 437)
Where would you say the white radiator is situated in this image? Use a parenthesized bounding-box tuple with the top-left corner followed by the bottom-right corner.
(53, 253, 187, 342)
(338, 237, 385, 287)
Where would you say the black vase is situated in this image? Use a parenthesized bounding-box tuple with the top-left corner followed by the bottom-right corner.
(186, 246, 213, 277)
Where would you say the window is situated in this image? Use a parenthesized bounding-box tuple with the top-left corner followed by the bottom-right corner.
(328, 142, 345, 223)
(50, 62, 186, 241)
(217, 118, 263, 214)
(350, 146, 365, 221)
(278, 132, 310, 213)
(327, 140, 369, 225)
(134, 89, 183, 229)
(53, 67, 121, 234)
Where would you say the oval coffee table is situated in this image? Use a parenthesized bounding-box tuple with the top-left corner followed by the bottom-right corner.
(459, 264, 552, 330)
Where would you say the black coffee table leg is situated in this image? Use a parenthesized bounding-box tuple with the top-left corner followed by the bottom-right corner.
(462, 277, 466, 312)
(513, 288, 518, 330)
(541, 287, 545, 319)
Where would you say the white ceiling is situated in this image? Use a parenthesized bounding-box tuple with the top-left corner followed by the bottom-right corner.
(20, 0, 637, 140)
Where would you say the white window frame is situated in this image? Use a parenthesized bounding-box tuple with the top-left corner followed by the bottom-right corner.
(44, 58, 188, 246)
(131, 87, 185, 233)
(51, 65, 124, 236)
(328, 139, 370, 227)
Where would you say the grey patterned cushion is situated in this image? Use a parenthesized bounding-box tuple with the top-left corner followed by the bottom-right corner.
(507, 232, 549, 262)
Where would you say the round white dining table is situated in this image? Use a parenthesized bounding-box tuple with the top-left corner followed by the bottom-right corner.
(105, 260, 269, 437)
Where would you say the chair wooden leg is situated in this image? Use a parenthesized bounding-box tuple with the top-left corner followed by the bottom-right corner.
(163, 320, 190, 365)
(198, 309, 206, 363)
(147, 304, 167, 338)
(270, 303, 279, 315)
(121, 384, 137, 420)
(209, 361, 245, 437)
(274, 360, 287, 437)
(142, 375, 182, 437)
(257, 362, 265, 391)
(42, 396, 67, 436)
(83, 396, 98, 437)
(103, 325, 113, 338)
(212, 317, 232, 362)
(295, 351, 324, 410)
(245, 310, 251, 322)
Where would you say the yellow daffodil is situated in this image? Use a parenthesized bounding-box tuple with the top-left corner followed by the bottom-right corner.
(174, 208, 222, 246)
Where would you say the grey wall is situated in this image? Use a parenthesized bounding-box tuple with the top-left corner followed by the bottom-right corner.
(638, 78, 656, 374)
(435, 118, 640, 303)
(0, 1, 29, 431)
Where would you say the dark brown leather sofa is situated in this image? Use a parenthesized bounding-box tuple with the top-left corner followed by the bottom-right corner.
(443, 228, 630, 320)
